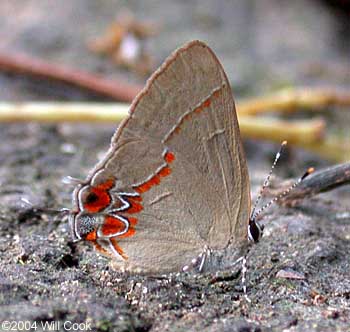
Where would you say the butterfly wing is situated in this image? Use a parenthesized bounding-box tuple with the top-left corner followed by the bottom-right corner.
(74, 41, 250, 273)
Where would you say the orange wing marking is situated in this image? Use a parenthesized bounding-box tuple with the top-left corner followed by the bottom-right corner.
(134, 152, 175, 194)
(101, 151, 175, 261)
(163, 86, 222, 143)
(82, 178, 115, 213)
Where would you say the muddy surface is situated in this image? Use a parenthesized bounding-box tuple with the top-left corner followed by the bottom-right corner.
(0, 1, 350, 332)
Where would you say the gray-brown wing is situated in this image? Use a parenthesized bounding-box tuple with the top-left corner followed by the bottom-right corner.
(89, 41, 250, 272)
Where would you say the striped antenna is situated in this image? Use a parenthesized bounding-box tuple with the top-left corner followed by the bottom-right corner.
(250, 140, 287, 222)
(252, 167, 315, 219)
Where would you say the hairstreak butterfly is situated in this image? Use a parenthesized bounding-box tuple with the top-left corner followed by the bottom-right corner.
(68, 40, 311, 274)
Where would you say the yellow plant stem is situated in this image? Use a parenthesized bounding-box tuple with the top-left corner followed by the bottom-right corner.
(239, 88, 350, 115)
(238, 116, 325, 144)
(0, 101, 347, 162)
(0, 102, 324, 143)
(0, 102, 129, 123)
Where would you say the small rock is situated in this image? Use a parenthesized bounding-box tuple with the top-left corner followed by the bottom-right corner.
(276, 268, 305, 280)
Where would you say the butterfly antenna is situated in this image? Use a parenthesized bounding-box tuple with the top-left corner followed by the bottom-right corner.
(250, 140, 287, 222)
(252, 167, 315, 219)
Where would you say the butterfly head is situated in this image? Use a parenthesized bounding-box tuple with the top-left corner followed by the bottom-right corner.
(248, 217, 264, 243)
(247, 141, 314, 244)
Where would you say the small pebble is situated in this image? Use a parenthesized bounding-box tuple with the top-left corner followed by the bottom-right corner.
(276, 268, 305, 280)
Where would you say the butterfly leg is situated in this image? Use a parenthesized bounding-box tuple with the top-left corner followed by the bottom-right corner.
(241, 255, 251, 303)
(182, 246, 211, 273)
(227, 254, 251, 302)
(198, 246, 211, 272)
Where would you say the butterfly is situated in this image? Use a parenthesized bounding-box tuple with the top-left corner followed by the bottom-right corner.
(68, 40, 283, 274)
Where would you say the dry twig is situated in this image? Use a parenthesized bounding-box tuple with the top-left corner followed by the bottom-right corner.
(0, 52, 142, 102)
(270, 162, 350, 206)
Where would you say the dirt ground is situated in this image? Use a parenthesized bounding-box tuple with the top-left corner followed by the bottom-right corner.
(0, 1, 349, 331)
